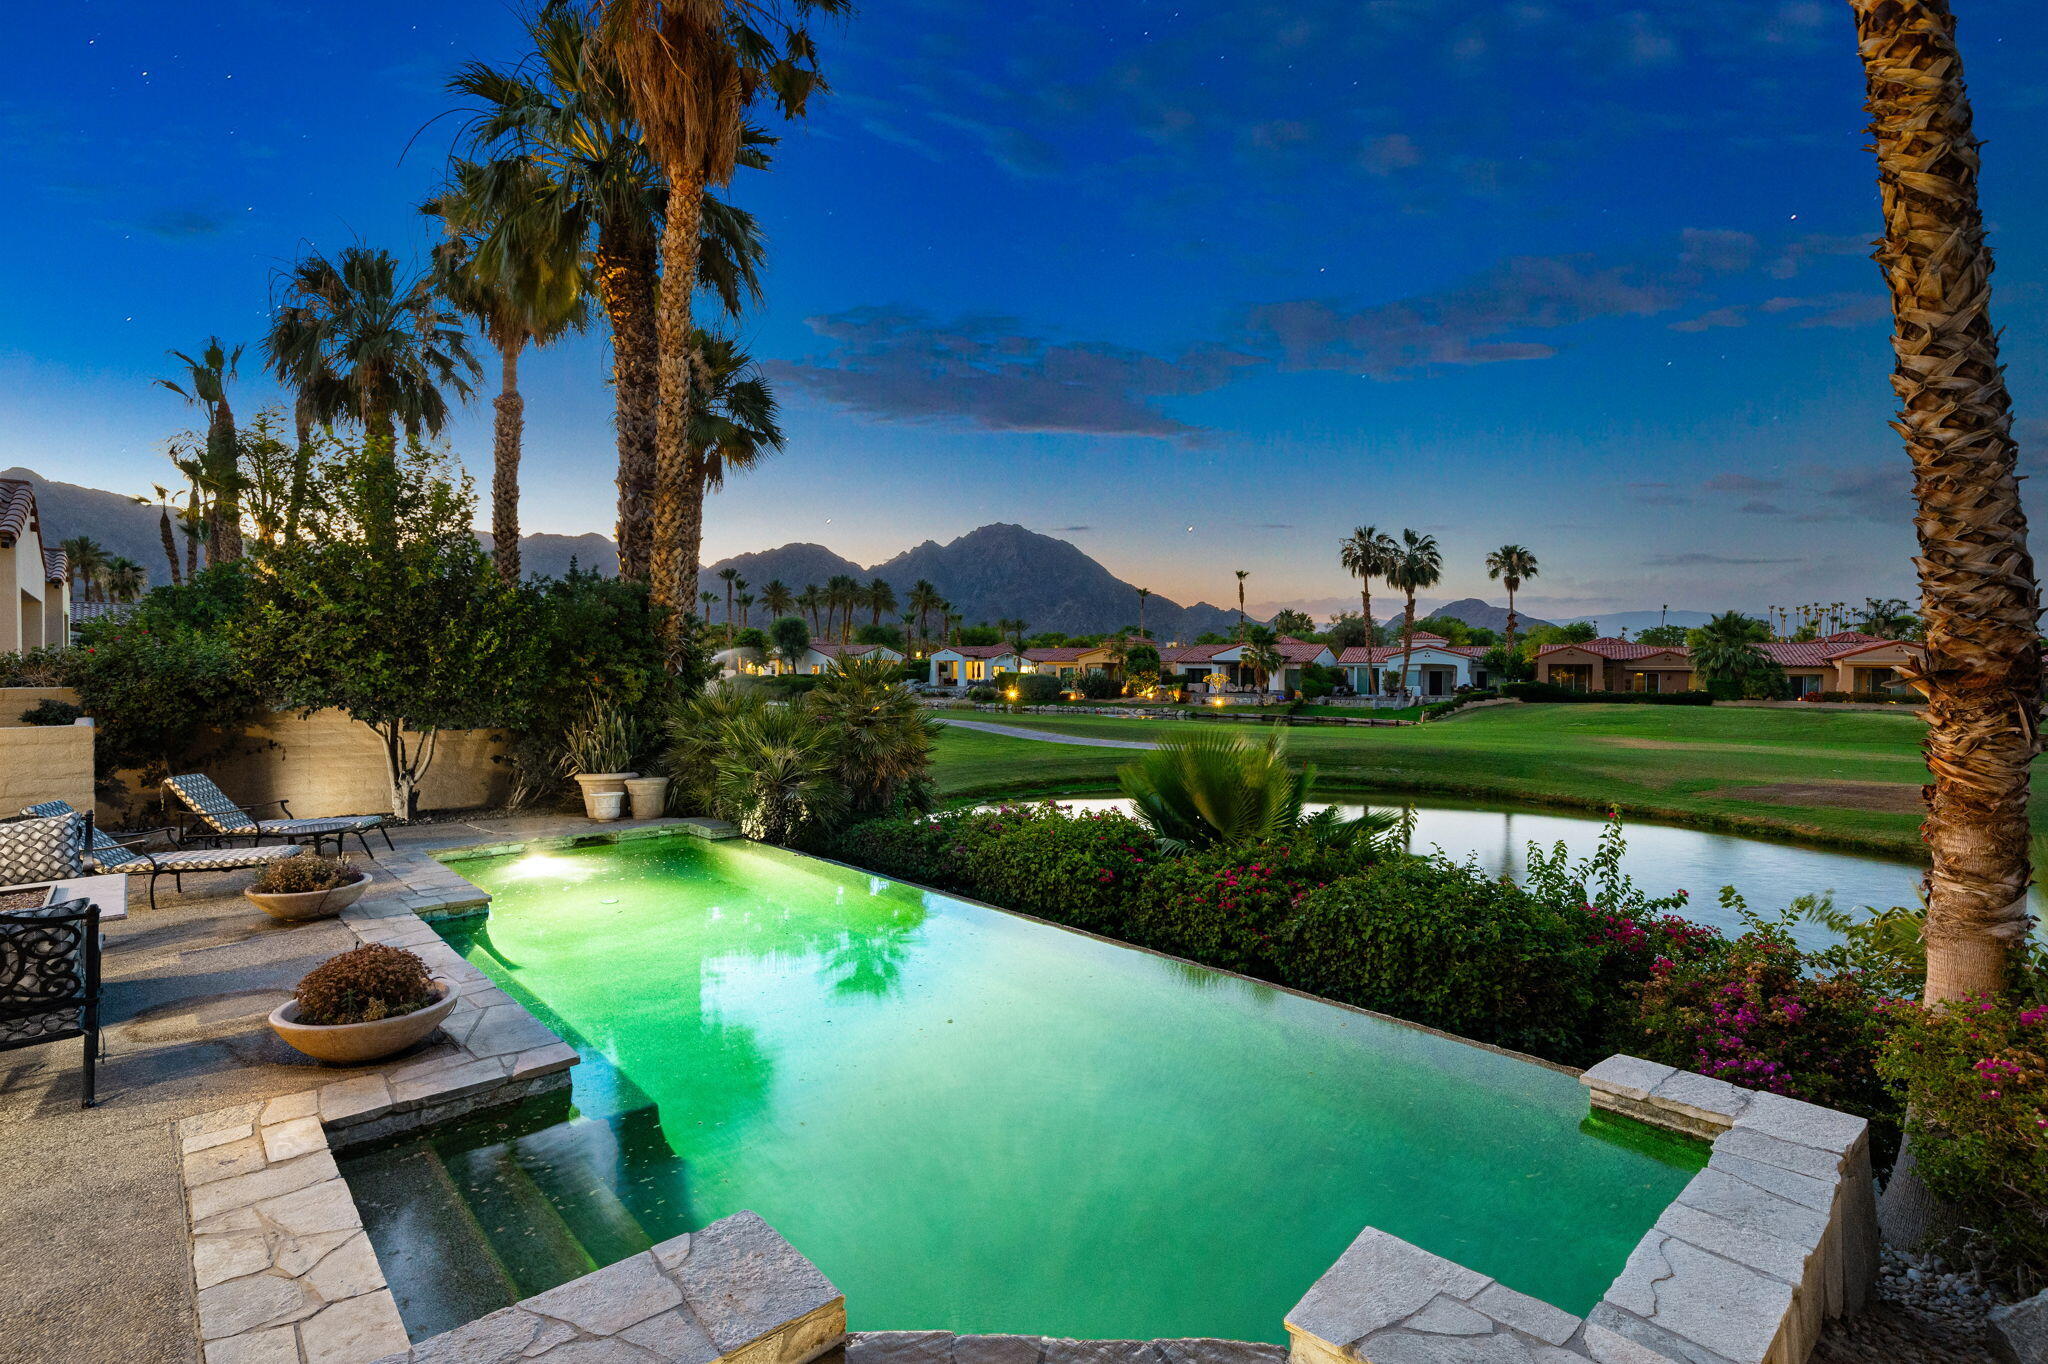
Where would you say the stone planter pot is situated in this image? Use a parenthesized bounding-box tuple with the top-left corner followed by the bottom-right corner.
(268, 979, 459, 1064)
(243, 872, 370, 923)
(587, 790, 626, 821)
(573, 771, 636, 820)
(624, 776, 671, 820)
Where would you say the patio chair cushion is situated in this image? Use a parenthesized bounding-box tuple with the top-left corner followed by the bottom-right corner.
(259, 816, 385, 837)
(0, 898, 93, 1043)
(122, 843, 306, 875)
(162, 774, 258, 834)
(0, 812, 89, 885)
(22, 800, 145, 872)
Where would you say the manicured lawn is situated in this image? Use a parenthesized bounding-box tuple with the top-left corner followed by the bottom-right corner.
(932, 703, 1964, 855)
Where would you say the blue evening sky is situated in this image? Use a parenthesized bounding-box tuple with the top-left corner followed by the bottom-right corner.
(3, 1, 2044, 618)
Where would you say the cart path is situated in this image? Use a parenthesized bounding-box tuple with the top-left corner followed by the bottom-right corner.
(937, 718, 1160, 750)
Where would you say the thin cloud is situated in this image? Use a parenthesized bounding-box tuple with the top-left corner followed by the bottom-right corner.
(1702, 473, 1786, 494)
(1646, 553, 1800, 566)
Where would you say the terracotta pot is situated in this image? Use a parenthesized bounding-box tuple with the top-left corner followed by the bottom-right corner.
(244, 872, 370, 922)
(573, 771, 636, 819)
(268, 979, 459, 1064)
(624, 776, 671, 820)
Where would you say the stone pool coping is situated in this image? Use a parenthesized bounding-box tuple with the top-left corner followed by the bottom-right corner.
(1284, 1057, 1878, 1364)
(177, 821, 1878, 1364)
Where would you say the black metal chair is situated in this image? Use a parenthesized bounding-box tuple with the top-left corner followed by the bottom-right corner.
(0, 898, 102, 1107)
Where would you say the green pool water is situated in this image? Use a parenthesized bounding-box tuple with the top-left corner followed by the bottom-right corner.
(341, 834, 1703, 1344)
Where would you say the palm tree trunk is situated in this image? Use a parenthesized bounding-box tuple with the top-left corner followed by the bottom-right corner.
(1855, 0, 2038, 1004)
(599, 222, 659, 582)
(159, 509, 182, 587)
(492, 338, 525, 584)
(651, 181, 706, 654)
(285, 398, 315, 547)
(209, 402, 245, 564)
(1360, 581, 1372, 640)
(1402, 592, 1418, 693)
(1506, 584, 1519, 649)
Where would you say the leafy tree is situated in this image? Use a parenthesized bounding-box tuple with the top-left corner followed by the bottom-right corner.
(769, 614, 811, 670)
(854, 622, 904, 649)
(1479, 644, 1532, 684)
(1854, 596, 1919, 640)
(954, 625, 1001, 647)
(733, 626, 768, 652)
(1520, 621, 1597, 652)
(1634, 624, 1690, 648)
(238, 441, 531, 817)
(1269, 608, 1317, 638)
(1322, 613, 1377, 650)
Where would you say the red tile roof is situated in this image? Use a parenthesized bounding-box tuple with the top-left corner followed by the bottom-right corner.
(1274, 640, 1332, 663)
(1337, 642, 1489, 664)
(937, 644, 1022, 659)
(1158, 643, 1234, 663)
(812, 641, 896, 658)
(41, 547, 66, 584)
(0, 480, 36, 545)
(1535, 637, 1690, 662)
(1022, 646, 1093, 662)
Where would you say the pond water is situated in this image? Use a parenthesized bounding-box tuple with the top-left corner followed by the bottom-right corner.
(1007, 796, 2030, 950)
(341, 834, 1702, 1344)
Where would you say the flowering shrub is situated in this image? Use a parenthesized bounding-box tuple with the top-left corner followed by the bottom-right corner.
(1127, 841, 1361, 977)
(1878, 993, 2048, 1282)
(1634, 932, 1893, 1120)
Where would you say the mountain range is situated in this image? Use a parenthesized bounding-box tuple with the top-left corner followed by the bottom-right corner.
(12, 464, 1724, 639)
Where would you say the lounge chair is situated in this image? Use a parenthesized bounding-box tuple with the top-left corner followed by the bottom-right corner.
(162, 775, 394, 859)
(22, 802, 308, 910)
(0, 811, 103, 1106)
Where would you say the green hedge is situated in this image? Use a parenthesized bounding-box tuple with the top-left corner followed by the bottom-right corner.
(1274, 860, 1602, 1058)
(1500, 682, 1711, 705)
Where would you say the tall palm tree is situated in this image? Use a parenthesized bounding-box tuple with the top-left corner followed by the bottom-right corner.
(700, 590, 719, 621)
(59, 537, 107, 605)
(1385, 530, 1443, 692)
(824, 573, 861, 642)
(595, 0, 841, 650)
(1484, 545, 1539, 648)
(736, 591, 755, 628)
(1340, 526, 1397, 643)
(447, 5, 769, 583)
(264, 246, 479, 473)
(867, 577, 897, 630)
(762, 578, 794, 620)
(147, 485, 183, 587)
(157, 338, 245, 564)
(425, 158, 591, 582)
(797, 583, 822, 635)
(1135, 586, 1151, 638)
(1234, 569, 1249, 635)
(1852, 0, 2038, 1004)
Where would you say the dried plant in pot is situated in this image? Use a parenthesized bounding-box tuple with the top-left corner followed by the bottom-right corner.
(267, 944, 458, 1063)
(243, 853, 369, 922)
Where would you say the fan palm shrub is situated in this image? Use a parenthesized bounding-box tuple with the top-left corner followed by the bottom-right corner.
(1118, 731, 1396, 853)
(709, 702, 846, 844)
(804, 655, 935, 817)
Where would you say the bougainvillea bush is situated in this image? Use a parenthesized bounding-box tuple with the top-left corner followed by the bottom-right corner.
(1878, 993, 2048, 1285)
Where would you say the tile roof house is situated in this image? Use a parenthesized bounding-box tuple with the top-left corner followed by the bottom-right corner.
(1534, 631, 1920, 697)
(0, 478, 71, 651)
(1335, 634, 1496, 696)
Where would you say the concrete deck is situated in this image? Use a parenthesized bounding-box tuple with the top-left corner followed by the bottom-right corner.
(0, 811, 663, 1364)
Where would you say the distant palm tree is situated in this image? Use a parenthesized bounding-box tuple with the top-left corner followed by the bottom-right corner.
(60, 537, 107, 605)
(1385, 530, 1443, 692)
(699, 590, 717, 621)
(157, 338, 245, 564)
(762, 579, 794, 620)
(594, 0, 839, 646)
(1340, 526, 1397, 643)
(866, 577, 897, 629)
(1234, 569, 1249, 634)
(1853, 0, 2038, 1014)
(264, 245, 480, 467)
(1484, 545, 1539, 648)
(718, 566, 742, 637)
(425, 157, 590, 581)
(448, 5, 768, 583)
(1135, 586, 1151, 638)
(907, 579, 943, 647)
(797, 584, 822, 635)
(736, 591, 755, 628)
(946, 611, 963, 646)
(101, 557, 148, 604)
(1238, 624, 1284, 693)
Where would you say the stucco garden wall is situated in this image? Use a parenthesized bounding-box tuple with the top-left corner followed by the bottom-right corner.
(172, 710, 515, 820)
(0, 720, 93, 815)
(0, 684, 82, 722)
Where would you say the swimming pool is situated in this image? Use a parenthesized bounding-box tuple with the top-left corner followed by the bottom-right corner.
(342, 833, 1703, 1344)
